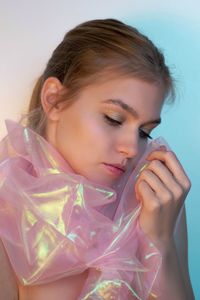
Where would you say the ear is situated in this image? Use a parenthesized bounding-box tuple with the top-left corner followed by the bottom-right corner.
(40, 77, 65, 121)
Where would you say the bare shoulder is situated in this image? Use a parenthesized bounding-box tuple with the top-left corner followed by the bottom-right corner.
(0, 239, 18, 300)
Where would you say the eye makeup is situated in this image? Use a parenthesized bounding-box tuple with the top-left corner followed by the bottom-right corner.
(103, 112, 124, 126)
(101, 103, 158, 140)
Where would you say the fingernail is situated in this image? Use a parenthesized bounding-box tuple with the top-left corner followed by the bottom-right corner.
(158, 145, 167, 151)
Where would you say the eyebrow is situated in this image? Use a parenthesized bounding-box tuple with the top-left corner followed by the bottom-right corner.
(103, 98, 161, 126)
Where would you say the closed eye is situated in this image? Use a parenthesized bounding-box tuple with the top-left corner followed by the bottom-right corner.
(139, 129, 153, 140)
(104, 115, 122, 126)
(104, 114, 153, 139)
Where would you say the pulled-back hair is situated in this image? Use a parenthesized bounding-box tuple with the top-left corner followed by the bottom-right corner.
(26, 18, 174, 134)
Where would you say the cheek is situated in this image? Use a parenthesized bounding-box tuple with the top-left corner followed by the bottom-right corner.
(136, 140, 148, 161)
(57, 114, 109, 160)
(78, 116, 110, 147)
(140, 140, 148, 153)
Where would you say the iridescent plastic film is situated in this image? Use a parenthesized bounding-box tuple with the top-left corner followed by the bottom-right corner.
(0, 120, 170, 299)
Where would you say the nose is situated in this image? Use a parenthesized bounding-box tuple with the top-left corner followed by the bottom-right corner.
(116, 131, 139, 159)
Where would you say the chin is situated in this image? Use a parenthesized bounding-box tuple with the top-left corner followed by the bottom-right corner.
(86, 176, 114, 188)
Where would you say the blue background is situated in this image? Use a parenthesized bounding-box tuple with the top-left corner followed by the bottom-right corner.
(130, 15, 200, 299)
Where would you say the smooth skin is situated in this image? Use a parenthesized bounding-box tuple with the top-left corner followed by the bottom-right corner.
(0, 73, 194, 299)
(136, 149, 194, 299)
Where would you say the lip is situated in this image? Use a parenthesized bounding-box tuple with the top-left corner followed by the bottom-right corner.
(103, 163, 126, 177)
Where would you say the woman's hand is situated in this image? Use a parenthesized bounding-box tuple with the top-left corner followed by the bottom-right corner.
(135, 147, 191, 248)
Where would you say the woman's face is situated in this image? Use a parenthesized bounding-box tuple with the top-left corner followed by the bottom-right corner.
(44, 75, 164, 187)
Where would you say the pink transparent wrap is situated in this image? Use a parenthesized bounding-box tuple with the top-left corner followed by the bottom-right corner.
(0, 120, 170, 299)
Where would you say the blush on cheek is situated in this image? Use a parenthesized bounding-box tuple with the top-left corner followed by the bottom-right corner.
(133, 143, 148, 165)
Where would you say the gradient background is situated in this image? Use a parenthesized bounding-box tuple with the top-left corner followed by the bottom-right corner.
(1, 1, 199, 298)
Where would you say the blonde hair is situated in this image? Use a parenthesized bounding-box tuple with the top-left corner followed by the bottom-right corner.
(26, 18, 174, 135)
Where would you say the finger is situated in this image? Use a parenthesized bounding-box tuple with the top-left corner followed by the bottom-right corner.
(137, 168, 173, 203)
(147, 159, 174, 184)
(147, 159, 179, 189)
(147, 159, 184, 200)
(137, 180, 160, 212)
(146, 150, 191, 190)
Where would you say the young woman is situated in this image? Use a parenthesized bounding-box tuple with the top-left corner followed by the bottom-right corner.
(0, 19, 194, 299)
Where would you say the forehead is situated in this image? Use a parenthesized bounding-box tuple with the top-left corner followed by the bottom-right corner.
(75, 75, 165, 118)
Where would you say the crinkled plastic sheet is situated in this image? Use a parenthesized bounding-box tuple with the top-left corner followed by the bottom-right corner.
(0, 120, 170, 299)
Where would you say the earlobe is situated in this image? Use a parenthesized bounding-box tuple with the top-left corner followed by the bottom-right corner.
(40, 77, 64, 121)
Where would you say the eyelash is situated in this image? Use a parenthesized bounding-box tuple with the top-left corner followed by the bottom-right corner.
(104, 115, 153, 140)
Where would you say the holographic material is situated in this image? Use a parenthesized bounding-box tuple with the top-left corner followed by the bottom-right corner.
(0, 120, 170, 299)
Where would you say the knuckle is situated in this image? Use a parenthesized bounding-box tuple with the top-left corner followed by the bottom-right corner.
(137, 179, 146, 191)
(139, 168, 151, 179)
(162, 190, 173, 202)
(165, 151, 174, 159)
(147, 199, 161, 212)
(149, 159, 161, 169)
(174, 185, 184, 198)
(182, 178, 191, 190)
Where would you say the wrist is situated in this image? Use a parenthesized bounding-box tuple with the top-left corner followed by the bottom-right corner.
(152, 239, 188, 300)
(149, 236, 176, 256)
